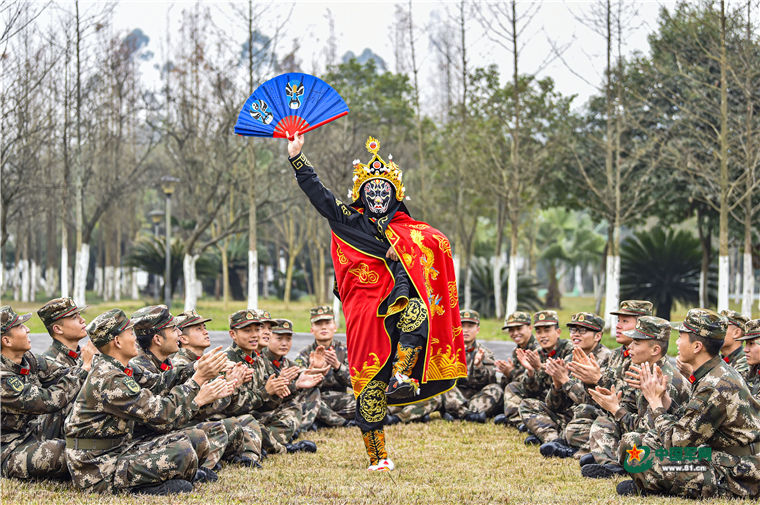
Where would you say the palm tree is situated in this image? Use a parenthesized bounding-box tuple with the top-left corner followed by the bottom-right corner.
(620, 228, 716, 320)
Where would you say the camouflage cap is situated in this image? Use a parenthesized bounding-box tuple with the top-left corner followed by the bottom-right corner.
(131, 305, 177, 334)
(229, 309, 261, 329)
(0, 306, 32, 334)
(460, 309, 480, 324)
(567, 312, 604, 332)
(272, 319, 294, 335)
(310, 305, 334, 323)
(256, 309, 277, 325)
(719, 309, 749, 333)
(673, 308, 727, 340)
(737, 319, 760, 341)
(87, 309, 134, 348)
(533, 310, 560, 327)
(502, 311, 531, 330)
(37, 297, 88, 328)
(175, 309, 212, 331)
(609, 300, 653, 317)
(623, 316, 671, 341)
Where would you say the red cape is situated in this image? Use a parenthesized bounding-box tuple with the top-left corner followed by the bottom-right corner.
(332, 212, 467, 400)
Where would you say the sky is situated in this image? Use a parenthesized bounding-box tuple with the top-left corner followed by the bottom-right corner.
(97, 0, 677, 110)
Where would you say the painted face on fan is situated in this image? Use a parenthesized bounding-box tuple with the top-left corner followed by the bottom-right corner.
(362, 179, 393, 215)
(250, 99, 273, 124)
(285, 80, 304, 109)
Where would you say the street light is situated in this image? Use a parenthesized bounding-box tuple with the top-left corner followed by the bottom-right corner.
(160, 175, 179, 308)
(148, 209, 164, 301)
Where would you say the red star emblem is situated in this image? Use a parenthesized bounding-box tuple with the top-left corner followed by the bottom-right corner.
(626, 443, 644, 463)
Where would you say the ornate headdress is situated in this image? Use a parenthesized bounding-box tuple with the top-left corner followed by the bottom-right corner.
(350, 137, 405, 202)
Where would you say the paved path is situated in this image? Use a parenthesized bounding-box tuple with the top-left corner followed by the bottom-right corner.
(29, 332, 517, 361)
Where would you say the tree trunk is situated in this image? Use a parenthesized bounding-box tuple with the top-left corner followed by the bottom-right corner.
(717, 0, 729, 312)
(492, 255, 503, 319)
(574, 265, 584, 295)
(604, 225, 621, 330)
(220, 241, 230, 310)
(545, 261, 561, 308)
(283, 250, 296, 308)
(73, 243, 89, 306)
(505, 218, 519, 316)
(183, 253, 199, 311)
(73, 0, 86, 307)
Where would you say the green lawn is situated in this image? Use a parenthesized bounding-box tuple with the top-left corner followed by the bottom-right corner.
(8, 294, 759, 357)
(0, 420, 747, 504)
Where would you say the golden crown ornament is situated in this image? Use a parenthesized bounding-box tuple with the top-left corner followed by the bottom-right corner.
(350, 137, 405, 202)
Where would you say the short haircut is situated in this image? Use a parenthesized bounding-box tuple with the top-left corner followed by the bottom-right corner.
(687, 333, 723, 357)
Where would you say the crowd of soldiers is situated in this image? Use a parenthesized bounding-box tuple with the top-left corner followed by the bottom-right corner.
(2, 297, 760, 498)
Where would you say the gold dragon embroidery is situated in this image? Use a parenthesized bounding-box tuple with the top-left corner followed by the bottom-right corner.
(410, 229, 444, 316)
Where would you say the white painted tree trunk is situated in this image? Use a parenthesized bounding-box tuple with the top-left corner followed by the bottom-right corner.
(13, 265, 20, 301)
(114, 267, 122, 301)
(29, 261, 38, 301)
(333, 295, 341, 330)
(733, 270, 741, 303)
(741, 253, 753, 317)
(492, 255, 503, 319)
(102, 266, 112, 300)
(247, 249, 258, 310)
(453, 254, 461, 289)
(130, 268, 139, 299)
(464, 263, 472, 309)
(20, 259, 29, 302)
(604, 254, 620, 330)
(183, 253, 199, 311)
(505, 253, 518, 317)
(73, 243, 89, 306)
(45, 266, 56, 297)
(574, 265, 584, 295)
(61, 246, 69, 298)
(718, 254, 729, 312)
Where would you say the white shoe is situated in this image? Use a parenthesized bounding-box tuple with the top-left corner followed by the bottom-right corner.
(368, 458, 395, 472)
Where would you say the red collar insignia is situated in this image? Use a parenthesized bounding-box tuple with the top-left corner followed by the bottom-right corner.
(124, 367, 133, 377)
(195, 356, 200, 361)
(19, 368, 29, 375)
(466, 346, 475, 353)
(548, 350, 556, 358)
(723, 356, 730, 363)
(273, 360, 281, 368)
(623, 348, 630, 358)
(68, 350, 79, 359)
(160, 362, 172, 371)
(255, 350, 261, 357)
(244, 354, 254, 364)
(688, 374, 696, 384)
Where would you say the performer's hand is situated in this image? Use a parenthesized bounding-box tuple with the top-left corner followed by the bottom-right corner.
(286, 130, 304, 157)
(386, 247, 399, 262)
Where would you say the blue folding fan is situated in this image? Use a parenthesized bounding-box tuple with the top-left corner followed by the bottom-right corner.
(234, 73, 349, 139)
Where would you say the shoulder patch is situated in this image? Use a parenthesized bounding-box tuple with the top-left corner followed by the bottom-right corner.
(124, 377, 140, 393)
(6, 376, 24, 393)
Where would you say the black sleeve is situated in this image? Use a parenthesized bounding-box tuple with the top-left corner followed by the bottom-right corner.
(289, 152, 356, 224)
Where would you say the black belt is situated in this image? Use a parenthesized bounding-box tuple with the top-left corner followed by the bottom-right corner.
(65, 437, 122, 450)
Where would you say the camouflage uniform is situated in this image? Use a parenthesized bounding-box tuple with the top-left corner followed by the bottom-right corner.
(503, 311, 573, 427)
(738, 321, 760, 399)
(719, 310, 750, 376)
(223, 310, 285, 454)
(259, 320, 309, 440)
(565, 301, 653, 453)
(37, 297, 88, 367)
(519, 313, 611, 445)
(64, 309, 207, 493)
(295, 344, 355, 427)
(499, 311, 541, 385)
(619, 309, 760, 499)
(1, 306, 88, 480)
(587, 317, 690, 467)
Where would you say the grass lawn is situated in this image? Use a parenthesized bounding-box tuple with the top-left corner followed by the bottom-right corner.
(0, 419, 747, 505)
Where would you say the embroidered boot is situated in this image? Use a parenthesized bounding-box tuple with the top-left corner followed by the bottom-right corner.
(386, 344, 422, 400)
(363, 429, 394, 471)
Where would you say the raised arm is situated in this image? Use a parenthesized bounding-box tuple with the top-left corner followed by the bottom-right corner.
(287, 131, 355, 224)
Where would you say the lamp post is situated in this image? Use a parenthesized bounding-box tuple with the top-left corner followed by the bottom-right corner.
(160, 176, 179, 308)
(148, 209, 164, 301)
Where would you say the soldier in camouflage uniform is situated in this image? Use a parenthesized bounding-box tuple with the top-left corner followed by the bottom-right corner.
(256, 309, 275, 354)
(223, 310, 315, 454)
(261, 319, 325, 437)
(717, 310, 749, 375)
(38, 297, 90, 366)
(294, 306, 355, 428)
(616, 308, 760, 498)
(500, 311, 573, 435)
(172, 309, 264, 467)
(1, 306, 92, 481)
(737, 320, 760, 399)
(519, 312, 610, 456)
(493, 311, 542, 426)
(64, 309, 234, 494)
(582, 316, 690, 478)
